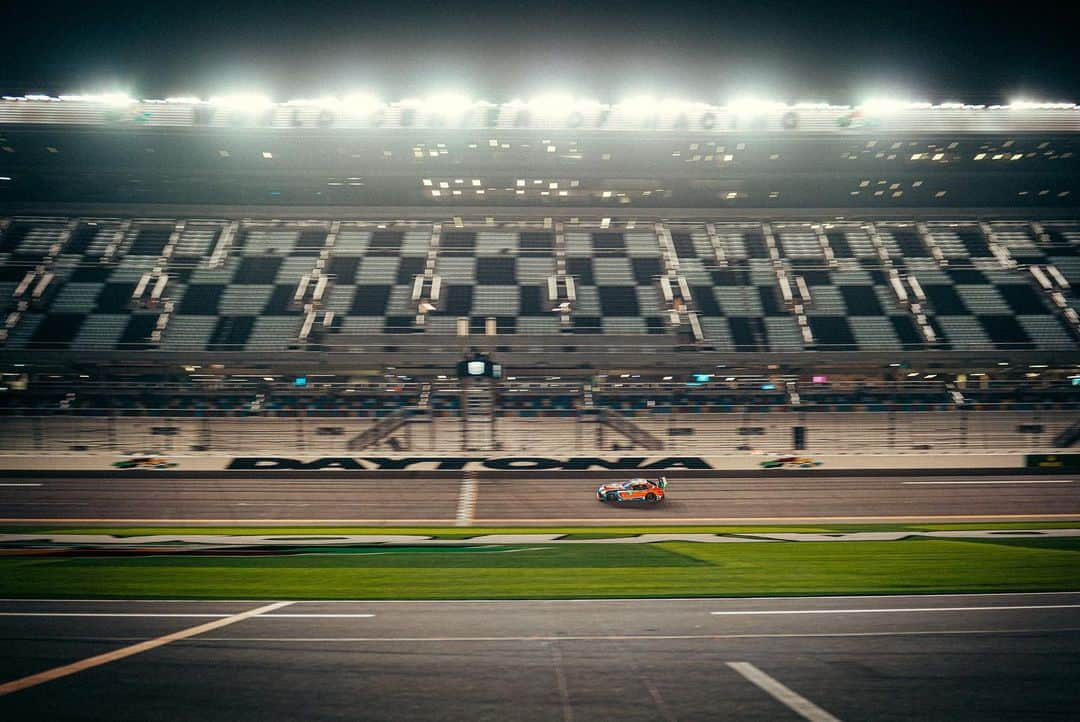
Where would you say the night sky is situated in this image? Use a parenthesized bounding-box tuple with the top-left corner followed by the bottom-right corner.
(2, 0, 1077, 104)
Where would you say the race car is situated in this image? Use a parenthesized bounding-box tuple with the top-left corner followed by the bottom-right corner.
(597, 476, 668, 503)
(112, 456, 178, 470)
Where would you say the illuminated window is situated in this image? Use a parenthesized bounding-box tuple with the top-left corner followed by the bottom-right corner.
(262, 151, 273, 159)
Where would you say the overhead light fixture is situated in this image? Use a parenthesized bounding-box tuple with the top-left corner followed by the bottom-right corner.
(423, 93, 473, 117)
(341, 93, 383, 113)
(209, 93, 273, 110)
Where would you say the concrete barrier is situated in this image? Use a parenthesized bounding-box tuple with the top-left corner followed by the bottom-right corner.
(0, 452, 1032, 473)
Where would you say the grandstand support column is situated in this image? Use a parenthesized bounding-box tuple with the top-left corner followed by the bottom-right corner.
(199, 417, 211, 452)
(460, 377, 496, 451)
(106, 414, 117, 451)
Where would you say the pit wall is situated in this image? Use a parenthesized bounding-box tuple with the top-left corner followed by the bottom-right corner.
(0, 452, 1072, 473)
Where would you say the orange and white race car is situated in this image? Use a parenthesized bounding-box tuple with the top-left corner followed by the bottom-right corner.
(596, 477, 668, 504)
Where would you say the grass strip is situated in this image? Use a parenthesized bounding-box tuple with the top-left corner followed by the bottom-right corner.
(1, 538, 1077, 600)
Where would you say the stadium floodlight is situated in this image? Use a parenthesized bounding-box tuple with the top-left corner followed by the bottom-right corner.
(1007, 99, 1077, 110)
(422, 93, 473, 117)
(527, 94, 605, 117)
(58, 93, 135, 106)
(858, 97, 932, 114)
(283, 96, 341, 108)
(662, 98, 710, 114)
(616, 95, 659, 117)
(209, 93, 273, 110)
(725, 96, 786, 113)
(526, 93, 576, 115)
(162, 96, 204, 104)
(341, 93, 383, 114)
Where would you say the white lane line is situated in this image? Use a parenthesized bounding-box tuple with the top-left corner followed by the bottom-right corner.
(258, 614, 375, 618)
(202, 627, 1080, 642)
(727, 661, 842, 722)
(711, 604, 1080, 616)
(902, 480, 1074, 485)
(455, 472, 478, 527)
(0, 600, 292, 697)
(0, 612, 374, 618)
(0, 612, 232, 618)
(549, 643, 573, 722)
(0, 483, 42, 487)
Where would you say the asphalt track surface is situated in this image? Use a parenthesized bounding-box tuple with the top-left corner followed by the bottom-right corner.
(0, 593, 1077, 721)
(0, 472, 1078, 524)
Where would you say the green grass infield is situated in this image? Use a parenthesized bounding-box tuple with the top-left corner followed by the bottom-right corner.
(1, 536, 1078, 600)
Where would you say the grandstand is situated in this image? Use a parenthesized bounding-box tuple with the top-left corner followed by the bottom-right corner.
(0, 95, 1078, 455)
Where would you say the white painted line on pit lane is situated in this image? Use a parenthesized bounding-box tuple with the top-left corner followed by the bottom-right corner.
(0, 600, 292, 697)
(169, 627, 1080, 643)
(902, 480, 1075, 485)
(0, 483, 42, 487)
(727, 661, 842, 722)
(710, 604, 1080, 616)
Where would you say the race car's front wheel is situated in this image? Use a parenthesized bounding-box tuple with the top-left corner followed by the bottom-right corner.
(605, 492, 619, 503)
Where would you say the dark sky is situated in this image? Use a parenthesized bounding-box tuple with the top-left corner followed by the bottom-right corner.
(3, 0, 1078, 104)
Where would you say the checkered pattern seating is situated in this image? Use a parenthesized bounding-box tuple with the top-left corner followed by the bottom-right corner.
(1, 216, 1077, 352)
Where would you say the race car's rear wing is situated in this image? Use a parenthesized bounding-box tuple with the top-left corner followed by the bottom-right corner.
(657, 476, 669, 489)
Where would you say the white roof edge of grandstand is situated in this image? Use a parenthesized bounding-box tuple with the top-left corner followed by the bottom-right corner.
(2, 94, 1078, 111)
(2, 95, 1079, 132)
